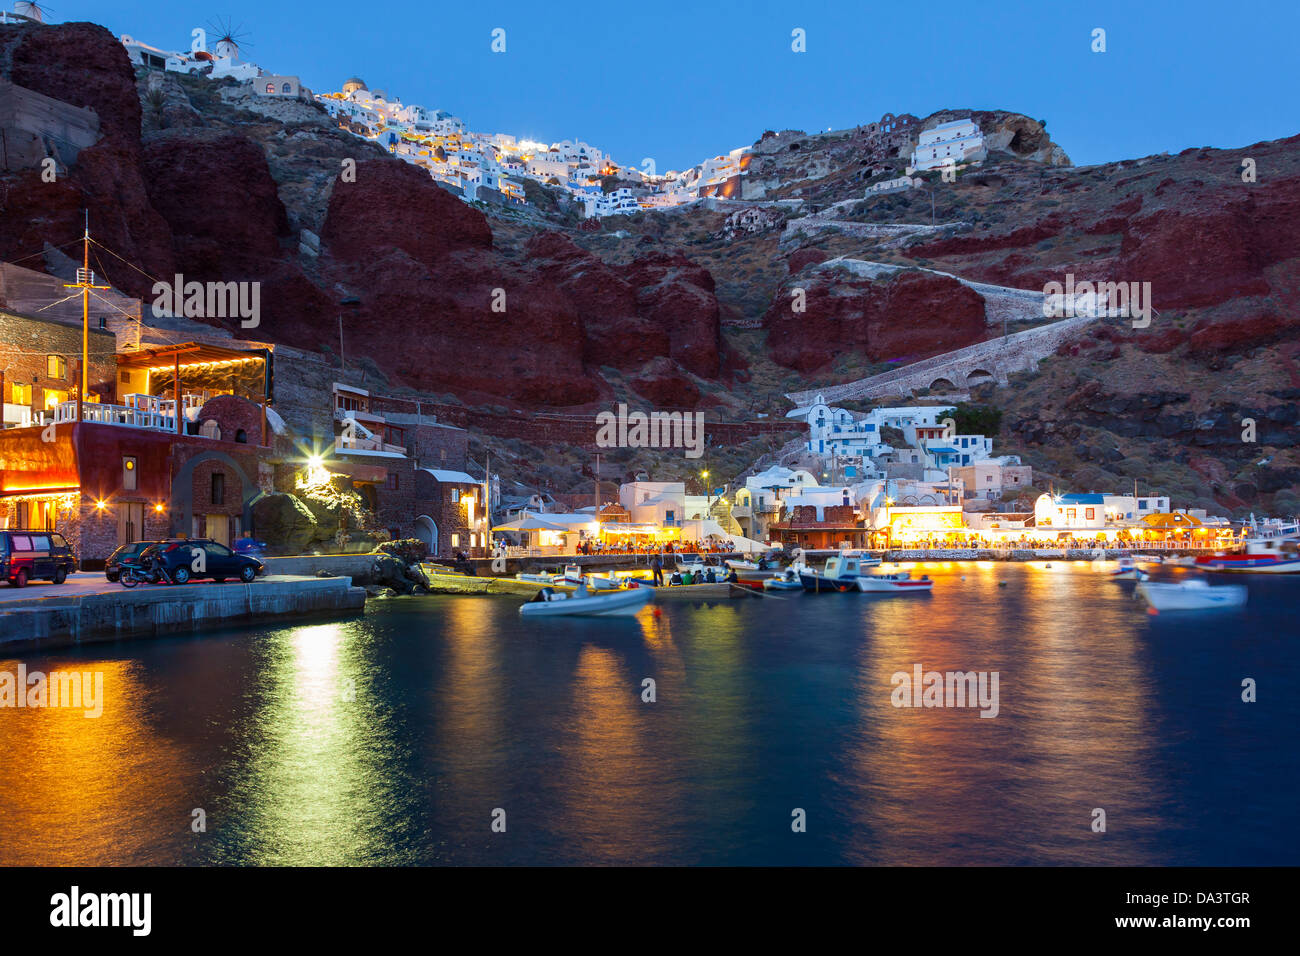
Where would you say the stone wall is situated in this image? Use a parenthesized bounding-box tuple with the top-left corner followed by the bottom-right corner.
(0, 77, 101, 172)
(0, 308, 117, 409)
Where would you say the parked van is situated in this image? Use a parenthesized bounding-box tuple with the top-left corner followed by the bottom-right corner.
(0, 530, 77, 587)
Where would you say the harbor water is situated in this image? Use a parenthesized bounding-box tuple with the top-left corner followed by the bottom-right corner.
(1, 561, 1296, 866)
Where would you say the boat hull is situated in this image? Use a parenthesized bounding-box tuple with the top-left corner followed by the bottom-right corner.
(799, 572, 858, 592)
(1197, 557, 1300, 574)
(855, 576, 933, 593)
(1136, 581, 1247, 611)
(520, 587, 652, 617)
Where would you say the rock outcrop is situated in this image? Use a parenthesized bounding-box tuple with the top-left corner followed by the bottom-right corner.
(764, 270, 988, 373)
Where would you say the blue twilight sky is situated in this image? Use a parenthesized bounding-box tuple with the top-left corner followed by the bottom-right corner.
(46, 0, 1298, 171)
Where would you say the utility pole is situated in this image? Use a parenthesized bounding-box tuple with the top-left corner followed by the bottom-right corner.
(63, 213, 108, 403)
(594, 453, 600, 513)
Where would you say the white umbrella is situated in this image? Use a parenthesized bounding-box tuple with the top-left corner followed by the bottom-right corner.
(493, 514, 569, 532)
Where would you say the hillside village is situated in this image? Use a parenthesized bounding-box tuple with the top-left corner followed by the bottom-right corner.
(0, 7, 1295, 572)
(114, 25, 1022, 220)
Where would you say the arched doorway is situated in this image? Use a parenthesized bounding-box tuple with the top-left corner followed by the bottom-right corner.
(415, 515, 438, 556)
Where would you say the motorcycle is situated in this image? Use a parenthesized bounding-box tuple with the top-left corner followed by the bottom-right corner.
(117, 555, 167, 588)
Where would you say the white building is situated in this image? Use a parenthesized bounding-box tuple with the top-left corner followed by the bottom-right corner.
(911, 118, 985, 171)
(619, 481, 686, 528)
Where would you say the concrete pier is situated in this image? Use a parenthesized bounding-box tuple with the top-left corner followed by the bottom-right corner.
(0, 575, 366, 654)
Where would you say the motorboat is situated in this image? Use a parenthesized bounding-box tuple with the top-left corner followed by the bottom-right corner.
(520, 584, 652, 617)
(674, 556, 708, 575)
(515, 571, 557, 584)
(1111, 556, 1141, 579)
(1196, 524, 1300, 574)
(1136, 578, 1247, 611)
(854, 571, 933, 593)
(800, 553, 880, 592)
(763, 567, 804, 591)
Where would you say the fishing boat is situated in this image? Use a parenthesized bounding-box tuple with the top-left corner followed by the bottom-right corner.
(763, 567, 804, 591)
(800, 553, 880, 592)
(520, 584, 652, 617)
(854, 571, 933, 593)
(674, 556, 707, 575)
(1196, 524, 1300, 574)
(1136, 579, 1247, 611)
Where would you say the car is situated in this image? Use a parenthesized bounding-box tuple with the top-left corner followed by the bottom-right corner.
(142, 538, 264, 584)
(0, 529, 77, 588)
(105, 540, 163, 582)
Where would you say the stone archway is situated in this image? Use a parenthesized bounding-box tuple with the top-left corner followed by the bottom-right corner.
(929, 377, 957, 392)
(169, 450, 258, 538)
(415, 515, 438, 556)
(966, 368, 996, 386)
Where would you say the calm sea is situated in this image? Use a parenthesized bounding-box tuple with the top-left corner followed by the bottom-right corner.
(2, 561, 1296, 866)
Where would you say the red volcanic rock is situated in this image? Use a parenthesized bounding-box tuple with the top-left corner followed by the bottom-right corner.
(1120, 178, 1300, 309)
(8, 21, 141, 142)
(525, 232, 660, 369)
(787, 247, 829, 274)
(910, 214, 1065, 258)
(630, 356, 702, 408)
(142, 134, 290, 278)
(320, 159, 492, 267)
(1135, 325, 1189, 354)
(0, 22, 175, 292)
(764, 270, 988, 373)
(1187, 312, 1295, 359)
(627, 252, 721, 378)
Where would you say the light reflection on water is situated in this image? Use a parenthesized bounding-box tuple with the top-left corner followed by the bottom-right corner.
(1, 563, 1295, 866)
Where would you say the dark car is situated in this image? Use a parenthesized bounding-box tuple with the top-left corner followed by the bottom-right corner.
(143, 539, 264, 584)
(0, 529, 77, 588)
(105, 540, 163, 582)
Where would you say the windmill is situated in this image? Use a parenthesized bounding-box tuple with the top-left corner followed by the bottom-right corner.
(208, 17, 252, 61)
(14, 1, 51, 21)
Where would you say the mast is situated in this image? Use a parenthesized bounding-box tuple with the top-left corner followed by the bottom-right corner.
(62, 212, 109, 405)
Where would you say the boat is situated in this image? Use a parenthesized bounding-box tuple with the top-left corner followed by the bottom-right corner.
(1136, 579, 1246, 611)
(1196, 524, 1300, 574)
(854, 571, 933, 593)
(674, 556, 707, 575)
(1111, 556, 1142, 580)
(800, 553, 881, 592)
(515, 571, 557, 584)
(763, 567, 804, 591)
(520, 584, 652, 617)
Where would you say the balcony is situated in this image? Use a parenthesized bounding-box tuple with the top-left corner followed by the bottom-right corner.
(335, 433, 408, 457)
(49, 393, 206, 432)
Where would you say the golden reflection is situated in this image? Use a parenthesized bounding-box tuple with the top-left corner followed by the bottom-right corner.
(840, 564, 1164, 865)
(0, 659, 193, 866)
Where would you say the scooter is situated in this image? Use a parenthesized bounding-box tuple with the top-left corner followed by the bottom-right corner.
(117, 555, 168, 588)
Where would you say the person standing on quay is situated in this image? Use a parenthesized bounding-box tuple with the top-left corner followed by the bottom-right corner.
(652, 553, 664, 586)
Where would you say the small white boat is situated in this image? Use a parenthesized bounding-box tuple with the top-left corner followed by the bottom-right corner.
(674, 556, 707, 575)
(763, 568, 804, 591)
(1136, 579, 1247, 612)
(800, 552, 882, 592)
(585, 573, 621, 591)
(515, 571, 557, 584)
(520, 584, 652, 617)
(855, 571, 933, 593)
